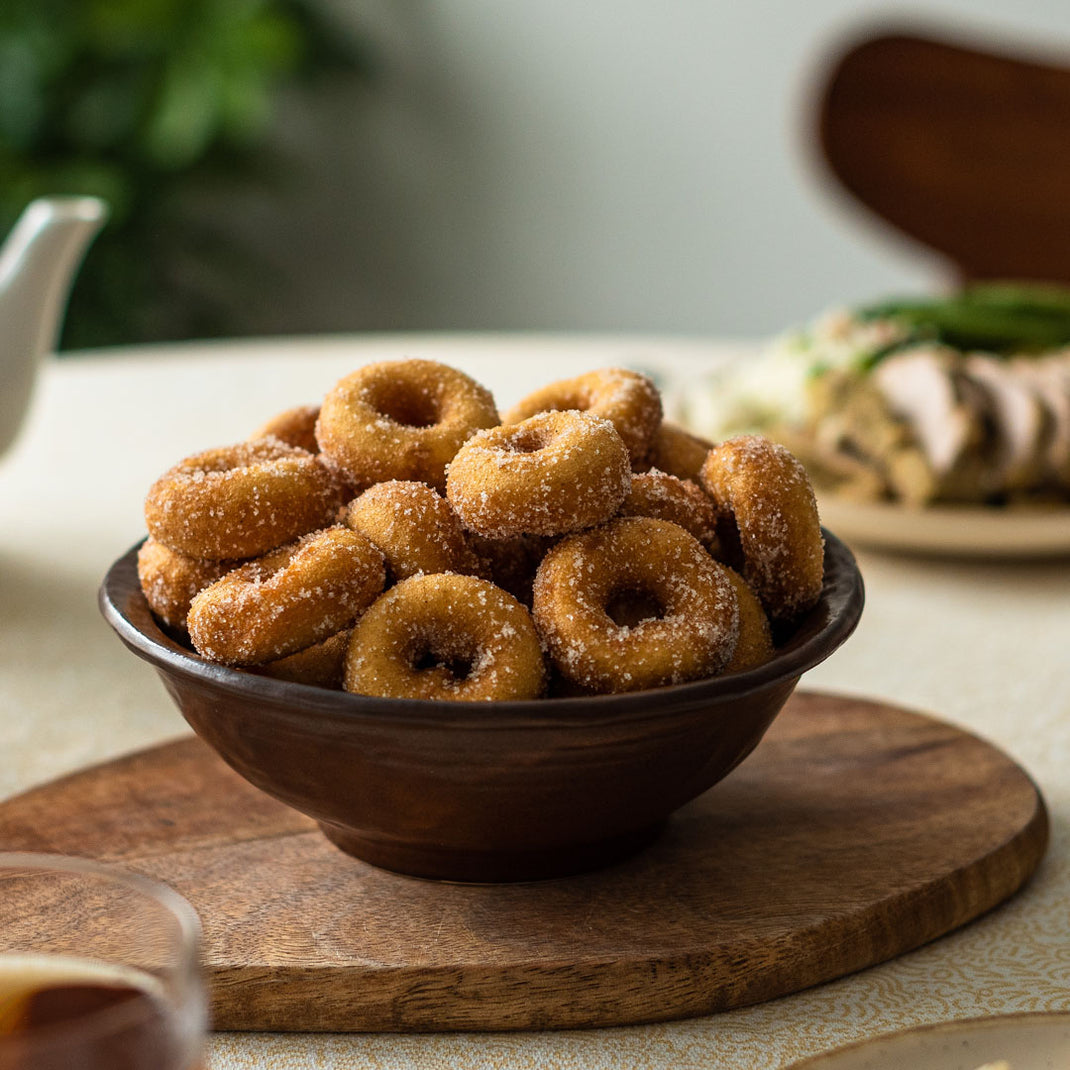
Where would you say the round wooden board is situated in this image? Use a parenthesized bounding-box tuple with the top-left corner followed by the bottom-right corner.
(0, 692, 1047, 1033)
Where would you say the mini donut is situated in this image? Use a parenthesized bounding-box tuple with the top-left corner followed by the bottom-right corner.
(345, 573, 546, 701)
(531, 517, 739, 693)
(721, 567, 775, 674)
(343, 480, 480, 581)
(249, 404, 320, 453)
(188, 526, 385, 665)
(136, 538, 238, 632)
(502, 367, 662, 464)
(700, 434, 824, 624)
(315, 359, 499, 491)
(643, 421, 713, 482)
(618, 470, 720, 552)
(145, 440, 343, 560)
(250, 629, 351, 689)
(446, 410, 631, 538)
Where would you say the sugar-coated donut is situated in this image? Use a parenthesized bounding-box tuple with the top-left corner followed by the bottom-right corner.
(145, 440, 343, 560)
(721, 567, 774, 673)
(250, 628, 351, 689)
(700, 434, 824, 624)
(136, 538, 237, 632)
(619, 470, 720, 552)
(315, 359, 499, 491)
(136, 359, 839, 698)
(502, 367, 662, 464)
(532, 517, 739, 693)
(250, 404, 320, 453)
(188, 526, 385, 665)
(446, 410, 631, 538)
(345, 573, 546, 701)
(344, 480, 480, 581)
(643, 421, 713, 482)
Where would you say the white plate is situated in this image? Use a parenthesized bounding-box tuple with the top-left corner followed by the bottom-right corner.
(787, 1013, 1070, 1070)
(817, 496, 1070, 558)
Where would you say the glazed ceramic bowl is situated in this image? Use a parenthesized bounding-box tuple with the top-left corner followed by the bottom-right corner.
(100, 531, 863, 882)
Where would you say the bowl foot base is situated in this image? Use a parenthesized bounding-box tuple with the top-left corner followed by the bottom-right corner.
(316, 820, 667, 883)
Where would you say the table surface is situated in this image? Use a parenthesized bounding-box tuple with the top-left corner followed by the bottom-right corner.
(1, 333, 1068, 1069)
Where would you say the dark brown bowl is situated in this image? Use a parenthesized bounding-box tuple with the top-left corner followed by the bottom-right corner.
(99, 531, 864, 882)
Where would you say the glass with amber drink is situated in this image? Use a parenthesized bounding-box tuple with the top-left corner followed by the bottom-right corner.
(0, 854, 206, 1070)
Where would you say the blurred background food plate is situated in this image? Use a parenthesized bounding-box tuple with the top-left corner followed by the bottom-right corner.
(786, 1012, 1070, 1070)
(670, 284, 1070, 557)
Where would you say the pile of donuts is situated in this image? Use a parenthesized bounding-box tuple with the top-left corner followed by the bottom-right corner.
(139, 359, 825, 700)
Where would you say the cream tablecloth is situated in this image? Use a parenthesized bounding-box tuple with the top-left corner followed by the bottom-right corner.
(1, 334, 1068, 1069)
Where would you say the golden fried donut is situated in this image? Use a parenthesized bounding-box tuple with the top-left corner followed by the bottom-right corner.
(721, 567, 774, 674)
(188, 527, 385, 665)
(531, 517, 739, 693)
(446, 410, 631, 538)
(250, 404, 320, 453)
(700, 434, 824, 624)
(643, 421, 713, 482)
(315, 359, 498, 491)
(136, 538, 237, 632)
(619, 470, 720, 552)
(145, 440, 343, 560)
(502, 367, 662, 464)
(344, 480, 480, 581)
(251, 629, 351, 689)
(345, 573, 546, 701)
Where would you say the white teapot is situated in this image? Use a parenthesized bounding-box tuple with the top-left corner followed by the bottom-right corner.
(0, 196, 108, 456)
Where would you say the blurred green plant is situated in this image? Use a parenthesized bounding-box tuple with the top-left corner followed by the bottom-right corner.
(0, 0, 373, 349)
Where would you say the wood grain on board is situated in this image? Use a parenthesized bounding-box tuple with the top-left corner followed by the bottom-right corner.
(0, 692, 1047, 1032)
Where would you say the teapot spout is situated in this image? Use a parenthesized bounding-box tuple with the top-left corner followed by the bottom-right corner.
(0, 196, 109, 356)
(0, 196, 108, 454)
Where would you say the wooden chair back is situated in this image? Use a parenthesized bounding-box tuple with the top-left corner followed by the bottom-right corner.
(818, 30, 1070, 284)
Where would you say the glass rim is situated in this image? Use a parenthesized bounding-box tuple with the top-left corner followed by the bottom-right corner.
(0, 851, 204, 1053)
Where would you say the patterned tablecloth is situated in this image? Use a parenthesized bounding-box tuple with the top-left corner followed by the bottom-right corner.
(1, 335, 1067, 1069)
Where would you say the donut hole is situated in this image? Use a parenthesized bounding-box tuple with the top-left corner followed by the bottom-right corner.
(411, 641, 477, 681)
(502, 426, 553, 455)
(605, 587, 665, 628)
(366, 382, 441, 428)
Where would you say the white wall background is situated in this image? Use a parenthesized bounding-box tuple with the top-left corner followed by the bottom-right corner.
(231, 0, 1070, 342)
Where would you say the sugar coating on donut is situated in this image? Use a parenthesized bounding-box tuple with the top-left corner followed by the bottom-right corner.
(136, 538, 238, 632)
(619, 469, 720, 552)
(344, 480, 481, 581)
(446, 409, 631, 538)
(345, 573, 546, 701)
(532, 517, 740, 693)
(145, 439, 344, 561)
(701, 434, 824, 624)
(188, 526, 386, 665)
(502, 367, 662, 464)
(315, 359, 499, 491)
(249, 405, 321, 453)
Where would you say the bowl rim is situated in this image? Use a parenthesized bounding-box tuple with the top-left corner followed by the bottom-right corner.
(99, 528, 864, 726)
